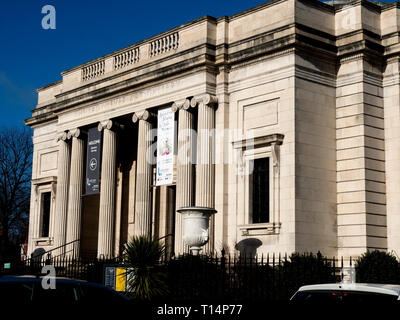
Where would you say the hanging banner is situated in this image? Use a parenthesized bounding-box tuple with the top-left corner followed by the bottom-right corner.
(85, 126, 102, 195)
(156, 107, 175, 186)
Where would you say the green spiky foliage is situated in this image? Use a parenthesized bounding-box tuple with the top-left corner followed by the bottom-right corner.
(123, 236, 168, 300)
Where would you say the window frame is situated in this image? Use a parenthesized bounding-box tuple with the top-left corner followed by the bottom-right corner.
(247, 155, 272, 224)
(39, 191, 52, 238)
(32, 177, 57, 244)
(234, 134, 283, 236)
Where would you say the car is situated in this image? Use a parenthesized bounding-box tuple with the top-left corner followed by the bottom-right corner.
(0, 275, 131, 305)
(290, 283, 400, 303)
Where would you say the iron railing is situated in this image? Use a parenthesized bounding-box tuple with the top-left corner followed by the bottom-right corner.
(2, 250, 363, 301)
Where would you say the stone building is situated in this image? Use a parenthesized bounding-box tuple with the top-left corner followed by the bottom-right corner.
(25, 0, 400, 259)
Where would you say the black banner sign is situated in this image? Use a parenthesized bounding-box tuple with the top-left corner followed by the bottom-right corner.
(85, 127, 102, 195)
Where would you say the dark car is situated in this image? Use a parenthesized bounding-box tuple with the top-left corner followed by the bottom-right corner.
(0, 275, 131, 305)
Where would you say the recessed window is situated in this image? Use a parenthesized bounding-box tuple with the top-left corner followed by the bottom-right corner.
(249, 157, 270, 223)
(40, 192, 51, 237)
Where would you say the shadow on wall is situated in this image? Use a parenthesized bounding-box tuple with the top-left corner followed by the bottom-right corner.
(235, 238, 262, 259)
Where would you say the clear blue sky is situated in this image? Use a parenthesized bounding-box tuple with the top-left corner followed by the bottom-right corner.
(0, 0, 397, 129)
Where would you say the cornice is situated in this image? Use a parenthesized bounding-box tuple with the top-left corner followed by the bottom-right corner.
(332, 0, 382, 13)
(37, 80, 63, 93)
(233, 133, 285, 150)
(297, 0, 335, 13)
(337, 39, 384, 60)
(57, 43, 216, 100)
(336, 29, 381, 42)
(31, 176, 57, 186)
(27, 55, 211, 123)
(381, 1, 400, 12)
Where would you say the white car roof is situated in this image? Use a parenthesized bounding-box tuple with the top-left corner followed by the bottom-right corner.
(297, 283, 400, 296)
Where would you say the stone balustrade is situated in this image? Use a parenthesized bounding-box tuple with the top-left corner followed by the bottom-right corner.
(82, 60, 105, 81)
(80, 32, 179, 82)
(149, 32, 179, 57)
(114, 47, 140, 70)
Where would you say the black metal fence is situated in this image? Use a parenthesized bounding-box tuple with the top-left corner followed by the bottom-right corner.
(3, 254, 121, 284)
(164, 251, 343, 302)
(2, 250, 351, 301)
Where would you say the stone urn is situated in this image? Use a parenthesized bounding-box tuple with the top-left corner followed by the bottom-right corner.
(177, 206, 217, 256)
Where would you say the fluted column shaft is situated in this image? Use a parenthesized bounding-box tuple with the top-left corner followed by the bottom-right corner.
(133, 111, 154, 237)
(97, 121, 118, 258)
(195, 102, 216, 207)
(65, 129, 85, 258)
(192, 95, 217, 253)
(53, 133, 71, 256)
(173, 100, 194, 254)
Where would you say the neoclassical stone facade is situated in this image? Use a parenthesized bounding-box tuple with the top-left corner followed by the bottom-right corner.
(25, 0, 400, 259)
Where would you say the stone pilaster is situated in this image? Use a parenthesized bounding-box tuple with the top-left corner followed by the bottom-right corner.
(97, 120, 118, 258)
(191, 94, 218, 252)
(337, 55, 386, 257)
(383, 57, 400, 254)
(65, 129, 85, 258)
(172, 99, 194, 254)
(132, 110, 154, 238)
(53, 132, 71, 256)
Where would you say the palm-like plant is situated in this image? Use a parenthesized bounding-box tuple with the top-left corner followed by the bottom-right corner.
(123, 236, 168, 300)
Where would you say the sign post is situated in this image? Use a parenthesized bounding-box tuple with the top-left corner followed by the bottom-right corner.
(104, 265, 134, 292)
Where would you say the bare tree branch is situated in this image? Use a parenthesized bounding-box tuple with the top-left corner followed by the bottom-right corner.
(0, 127, 32, 260)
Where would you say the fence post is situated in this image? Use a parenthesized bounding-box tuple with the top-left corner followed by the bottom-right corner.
(272, 253, 275, 299)
(221, 249, 226, 298)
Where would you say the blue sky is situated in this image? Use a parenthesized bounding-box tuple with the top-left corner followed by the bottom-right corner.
(0, 0, 397, 129)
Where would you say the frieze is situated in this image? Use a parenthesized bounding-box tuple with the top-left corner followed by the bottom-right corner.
(58, 74, 203, 125)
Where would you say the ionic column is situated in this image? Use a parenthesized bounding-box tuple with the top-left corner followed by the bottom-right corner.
(172, 99, 194, 254)
(132, 110, 154, 238)
(53, 132, 71, 256)
(65, 129, 85, 258)
(97, 120, 118, 258)
(191, 94, 218, 252)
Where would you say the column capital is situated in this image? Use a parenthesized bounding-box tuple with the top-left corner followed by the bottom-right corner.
(132, 110, 156, 123)
(56, 131, 68, 142)
(67, 128, 82, 139)
(171, 99, 191, 113)
(97, 119, 123, 132)
(98, 120, 113, 131)
(190, 94, 218, 108)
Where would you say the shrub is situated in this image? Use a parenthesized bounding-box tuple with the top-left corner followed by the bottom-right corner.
(123, 236, 168, 300)
(280, 252, 336, 300)
(355, 250, 400, 284)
